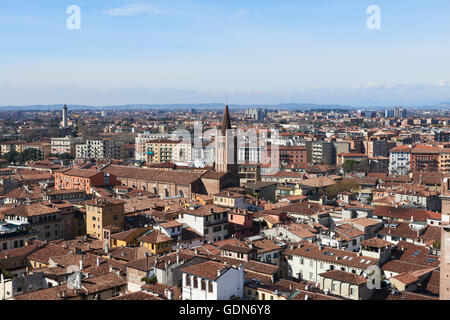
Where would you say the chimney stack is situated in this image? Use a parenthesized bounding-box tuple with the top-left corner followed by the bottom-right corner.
(96, 256, 101, 267)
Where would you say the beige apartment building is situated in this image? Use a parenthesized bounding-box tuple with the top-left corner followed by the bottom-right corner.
(144, 139, 181, 164)
(86, 198, 125, 241)
(439, 149, 450, 174)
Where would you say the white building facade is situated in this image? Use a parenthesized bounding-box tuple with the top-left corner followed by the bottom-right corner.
(181, 261, 244, 300)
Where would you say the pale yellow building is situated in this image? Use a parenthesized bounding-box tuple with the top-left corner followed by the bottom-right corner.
(318, 270, 373, 300)
(144, 139, 180, 164)
(439, 150, 450, 174)
(86, 198, 125, 241)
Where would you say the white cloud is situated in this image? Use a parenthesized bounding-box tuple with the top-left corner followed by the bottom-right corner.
(106, 4, 168, 16)
(362, 82, 381, 89)
(236, 9, 249, 17)
(438, 80, 450, 87)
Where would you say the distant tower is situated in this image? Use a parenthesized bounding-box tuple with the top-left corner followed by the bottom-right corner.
(61, 104, 68, 128)
(215, 104, 237, 174)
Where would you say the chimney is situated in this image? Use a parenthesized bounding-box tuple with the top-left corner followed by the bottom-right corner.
(176, 254, 180, 265)
(165, 289, 174, 300)
(304, 294, 309, 300)
(289, 283, 293, 291)
(79, 259, 83, 270)
(1, 273, 4, 284)
(96, 256, 101, 267)
(109, 265, 113, 273)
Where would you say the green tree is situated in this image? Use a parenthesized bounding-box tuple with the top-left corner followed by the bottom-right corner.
(11, 148, 42, 165)
(141, 275, 157, 285)
(1, 269, 13, 279)
(3, 150, 18, 163)
(342, 159, 359, 173)
(326, 179, 360, 198)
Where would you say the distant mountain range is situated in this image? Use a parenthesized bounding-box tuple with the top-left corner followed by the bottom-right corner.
(0, 103, 448, 112)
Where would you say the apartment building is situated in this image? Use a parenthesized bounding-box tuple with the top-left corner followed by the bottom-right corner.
(311, 141, 334, 165)
(76, 139, 121, 160)
(51, 136, 84, 156)
(439, 148, 450, 174)
(177, 205, 229, 243)
(2, 203, 69, 241)
(363, 140, 390, 157)
(263, 146, 307, 166)
(389, 145, 411, 175)
(144, 139, 192, 164)
(0, 141, 25, 155)
(22, 142, 51, 159)
(181, 261, 244, 300)
(135, 133, 176, 161)
(238, 164, 260, 184)
(284, 242, 378, 283)
(318, 270, 373, 300)
(85, 198, 125, 241)
(411, 145, 439, 172)
(0, 222, 39, 252)
(54, 168, 118, 194)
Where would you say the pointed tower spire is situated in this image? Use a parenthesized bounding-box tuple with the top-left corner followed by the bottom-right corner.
(221, 104, 231, 136)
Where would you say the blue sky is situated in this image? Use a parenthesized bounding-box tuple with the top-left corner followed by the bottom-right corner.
(1, 0, 450, 106)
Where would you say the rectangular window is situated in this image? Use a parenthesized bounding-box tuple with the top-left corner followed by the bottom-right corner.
(193, 277, 198, 288)
(185, 276, 190, 286)
(208, 282, 213, 293)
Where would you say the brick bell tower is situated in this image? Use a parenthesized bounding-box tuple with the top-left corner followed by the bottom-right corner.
(215, 104, 238, 174)
(440, 176, 450, 300)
